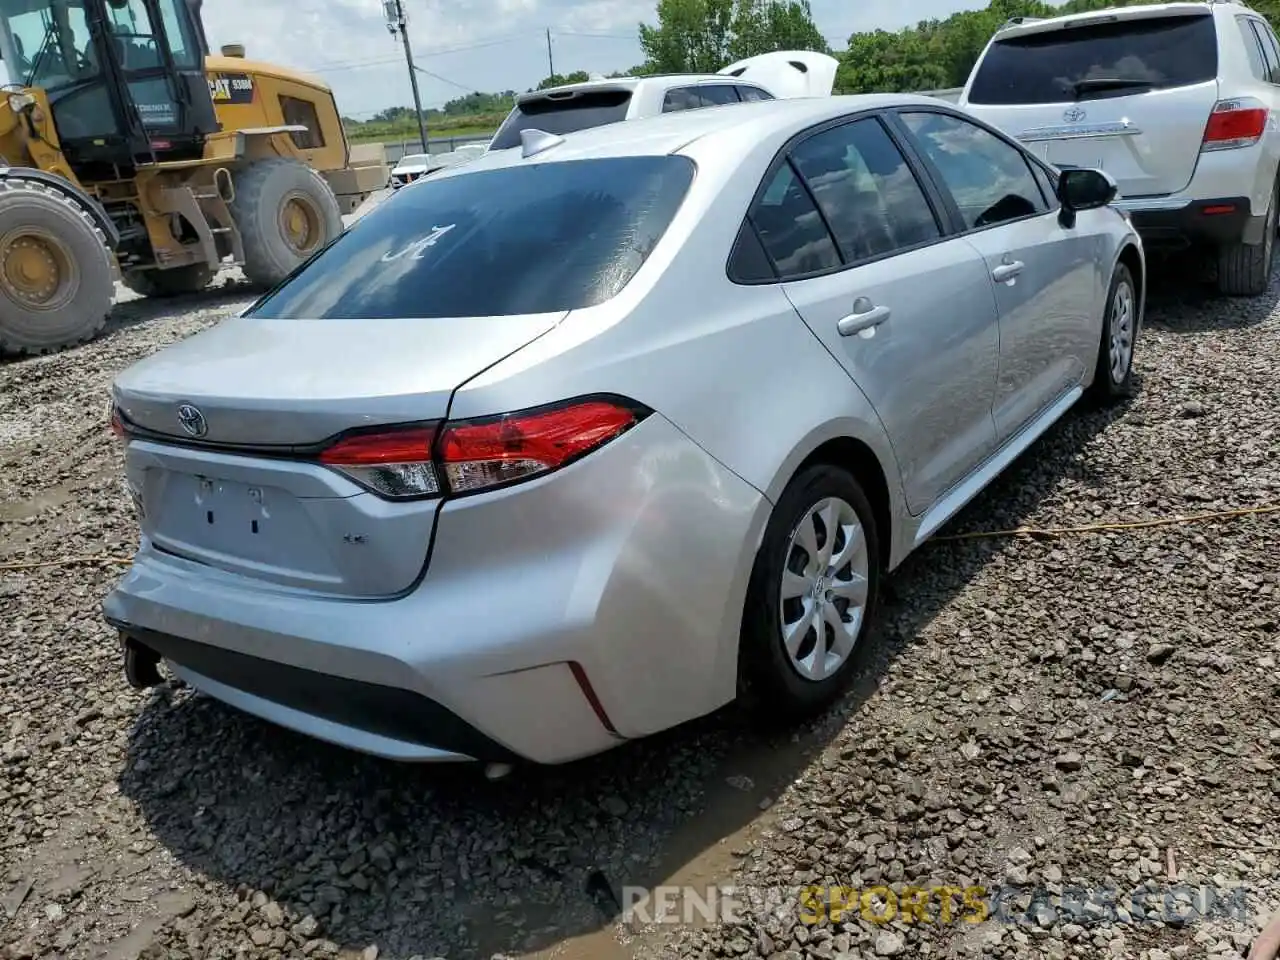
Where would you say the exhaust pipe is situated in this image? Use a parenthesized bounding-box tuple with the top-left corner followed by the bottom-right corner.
(122, 635, 163, 689)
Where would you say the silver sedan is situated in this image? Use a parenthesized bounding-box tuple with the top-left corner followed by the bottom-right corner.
(103, 94, 1144, 768)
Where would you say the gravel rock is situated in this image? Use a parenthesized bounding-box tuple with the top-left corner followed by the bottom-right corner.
(1, 261, 1278, 960)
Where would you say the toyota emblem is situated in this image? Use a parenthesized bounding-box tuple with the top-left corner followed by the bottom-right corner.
(1063, 106, 1087, 123)
(176, 403, 207, 438)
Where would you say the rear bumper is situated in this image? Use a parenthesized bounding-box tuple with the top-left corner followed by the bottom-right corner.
(102, 413, 769, 765)
(1115, 196, 1262, 248)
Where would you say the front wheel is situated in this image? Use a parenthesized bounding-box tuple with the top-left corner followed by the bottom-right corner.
(737, 464, 881, 725)
(1086, 261, 1138, 406)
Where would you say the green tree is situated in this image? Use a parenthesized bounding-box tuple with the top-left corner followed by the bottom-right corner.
(638, 0, 826, 74)
(537, 70, 592, 89)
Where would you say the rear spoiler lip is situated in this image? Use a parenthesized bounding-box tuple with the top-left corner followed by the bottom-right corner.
(995, 2, 1212, 37)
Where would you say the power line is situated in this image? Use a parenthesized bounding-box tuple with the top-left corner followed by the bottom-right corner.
(304, 32, 538, 73)
(552, 30, 636, 40)
(412, 65, 475, 93)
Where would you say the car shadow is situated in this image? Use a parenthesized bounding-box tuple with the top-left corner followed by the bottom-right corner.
(116, 389, 1138, 958)
(1141, 248, 1280, 333)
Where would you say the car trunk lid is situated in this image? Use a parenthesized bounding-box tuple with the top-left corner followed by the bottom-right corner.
(113, 312, 563, 598)
(963, 8, 1220, 198)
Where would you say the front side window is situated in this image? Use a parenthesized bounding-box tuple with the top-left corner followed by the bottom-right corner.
(0, 0, 96, 90)
(248, 156, 695, 319)
(967, 14, 1218, 105)
(490, 90, 631, 149)
(901, 111, 1048, 231)
(736, 85, 774, 102)
(787, 117, 940, 263)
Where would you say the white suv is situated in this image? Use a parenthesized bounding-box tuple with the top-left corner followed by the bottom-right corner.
(487, 51, 838, 153)
(959, 1, 1280, 296)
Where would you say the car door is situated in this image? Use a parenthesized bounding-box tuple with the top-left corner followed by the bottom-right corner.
(751, 114, 1001, 516)
(893, 108, 1100, 441)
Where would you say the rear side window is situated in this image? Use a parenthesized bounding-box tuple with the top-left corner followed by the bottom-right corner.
(1239, 17, 1270, 81)
(737, 85, 774, 102)
(663, 87, 701, 113)
(280, 95, 324, 149)
(248, 156, 694, 319)
(490, 90, 631, 149)
(1249, 19, 1280, 82)
(750, 163, 841, 277)
(696, 84, 742, 105)
(967, 14, 1219, 105)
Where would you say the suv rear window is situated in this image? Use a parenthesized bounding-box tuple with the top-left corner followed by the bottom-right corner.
(967, 14, 1218, 105)
(490, 90, 632, 149)
(247, 156, 694, 320)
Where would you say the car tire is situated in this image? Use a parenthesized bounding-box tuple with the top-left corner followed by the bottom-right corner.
(1086, 261, 1138, 406)
(737, 463, 881, 726)
(1216, 179, 1277, 297)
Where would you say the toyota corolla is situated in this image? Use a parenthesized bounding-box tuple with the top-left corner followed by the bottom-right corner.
(104, 94, 1144, 769)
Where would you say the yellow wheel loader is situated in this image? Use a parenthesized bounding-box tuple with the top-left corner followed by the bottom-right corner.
(0, 0, 387, 354)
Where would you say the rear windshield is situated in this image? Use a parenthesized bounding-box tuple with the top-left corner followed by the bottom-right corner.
(967, 14, 1218, 105)
(247, 156, 695, 320)
(489, 90, 632, 150)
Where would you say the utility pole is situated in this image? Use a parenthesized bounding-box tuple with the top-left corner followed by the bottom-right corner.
(383, 0, 428, 151)
(545, 28, 555, 81)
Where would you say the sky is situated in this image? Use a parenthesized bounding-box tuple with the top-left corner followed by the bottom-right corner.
(0, 0, 986, 118)
(198, 0, 982, 119)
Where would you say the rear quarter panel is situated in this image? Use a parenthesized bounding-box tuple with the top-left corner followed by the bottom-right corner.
(445, 122, 910, 728)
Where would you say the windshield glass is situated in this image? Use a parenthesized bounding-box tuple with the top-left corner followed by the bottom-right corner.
(0, 0, 98, 91)
(248, 155, 696, 320)
(967, 14, 1218, 105)
(489, 90, 632, 150)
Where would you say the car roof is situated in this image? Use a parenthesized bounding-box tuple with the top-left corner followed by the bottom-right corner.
(994, 1, 1216, 39)
(438, 93, 951, 175)
(515, 73, 768, 104)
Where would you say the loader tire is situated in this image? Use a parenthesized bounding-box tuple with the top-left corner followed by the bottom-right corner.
(229, 158, 342, 289)
(0, 178, 114, 356)
(121, 263, 215, 299)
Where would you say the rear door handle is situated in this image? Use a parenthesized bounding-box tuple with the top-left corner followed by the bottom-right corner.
(992, 260, 1025, 283)
(837, 302, 892, 337)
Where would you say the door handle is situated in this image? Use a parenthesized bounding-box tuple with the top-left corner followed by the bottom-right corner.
(837, 301, 892, 338)
(991, 260, 1024, 283)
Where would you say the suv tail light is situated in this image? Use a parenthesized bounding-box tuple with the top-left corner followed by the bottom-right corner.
(1202, 98, 1269, 152)
(317, 396, 649, 500)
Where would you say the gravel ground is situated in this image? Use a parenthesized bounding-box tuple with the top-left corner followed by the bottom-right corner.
(1, 255, 1278, 960)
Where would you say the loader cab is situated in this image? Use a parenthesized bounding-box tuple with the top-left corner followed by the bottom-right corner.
(0, 0, 218, 173)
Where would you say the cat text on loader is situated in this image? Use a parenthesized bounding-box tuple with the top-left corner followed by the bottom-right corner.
(0, 0, 387, 354)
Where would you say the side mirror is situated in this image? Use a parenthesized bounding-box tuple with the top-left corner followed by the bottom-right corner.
(1056, 167, 1117, 227)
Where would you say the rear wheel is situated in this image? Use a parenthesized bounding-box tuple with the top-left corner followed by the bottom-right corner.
(737, 464, 881, 725)
(1216, 179, 1277, 297)
(229, 158, 342, 289)
(0, 179, 114, 356)
(121, 263, 215, 298)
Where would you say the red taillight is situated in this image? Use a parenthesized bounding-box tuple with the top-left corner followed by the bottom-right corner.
(314, 398, 645, 500)
(319, 426, 441, 499)
(109, 405, 126, 439)
(1202, 100, 1268, 152)
(439, 400, 641, 494)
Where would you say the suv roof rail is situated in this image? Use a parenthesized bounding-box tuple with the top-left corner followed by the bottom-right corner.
(1000, 15, 1043, 28)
